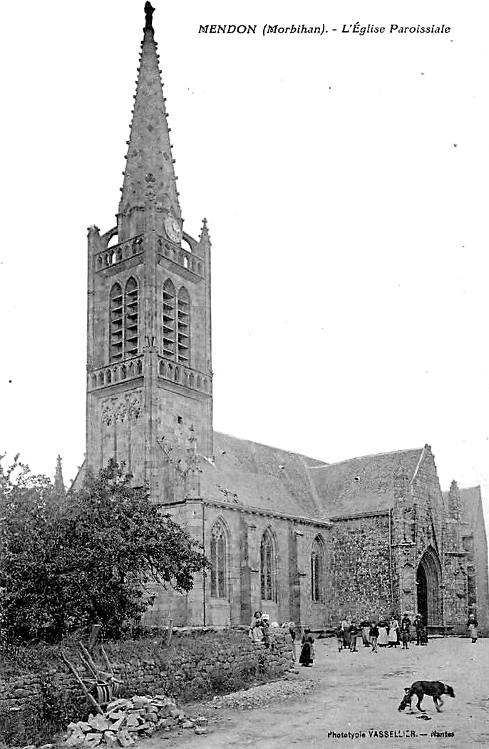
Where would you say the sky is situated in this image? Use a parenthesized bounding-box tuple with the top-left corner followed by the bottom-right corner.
(0, 1, 488, 528)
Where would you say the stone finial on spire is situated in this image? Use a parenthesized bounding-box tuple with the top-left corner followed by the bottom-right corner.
(185, 425, 201, 498)
(144, 2, 155, 32)
(448, 479, 461, 519)
(199, 218, 211, 242)
(54, 455, 66, 497)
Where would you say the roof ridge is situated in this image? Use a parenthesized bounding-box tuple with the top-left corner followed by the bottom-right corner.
(444, 484, 482, 495)
(308, 446, 423, 471)
(411, 444, 427, 485)
(213, 430, 328, 464)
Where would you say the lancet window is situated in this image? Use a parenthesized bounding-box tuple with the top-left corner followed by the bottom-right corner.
(109, 278, 139, 363)
(311, 535, 325, 603)
(210, 521, 227, 599)
(162, 279, 176, 359)
(260, 529, 277, 602)
(124, 277, 139, 357)
(177, 286, 190, 365)
(109, 283, 123, 362)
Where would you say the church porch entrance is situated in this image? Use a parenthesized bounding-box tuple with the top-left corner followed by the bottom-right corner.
(416, 547, 443, 632)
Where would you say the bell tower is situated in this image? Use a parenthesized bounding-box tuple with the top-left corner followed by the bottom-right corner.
(85, 3, 213, 499)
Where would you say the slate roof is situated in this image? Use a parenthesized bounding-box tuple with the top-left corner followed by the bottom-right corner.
(75, 436, 482, 530)
(199, 432, 327, 520)
(70, 459, 87, 493)
(309, 447, 424, 518)
(459, 486, 483, 530)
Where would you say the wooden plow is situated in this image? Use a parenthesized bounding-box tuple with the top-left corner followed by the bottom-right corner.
(60, 627, 123, 715)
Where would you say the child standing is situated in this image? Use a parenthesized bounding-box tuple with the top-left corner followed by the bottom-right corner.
(336, 624, 344, 652)
(400, 614, 411, 649)
(349, 621, 359, 652)
(369, 622, 379, 653)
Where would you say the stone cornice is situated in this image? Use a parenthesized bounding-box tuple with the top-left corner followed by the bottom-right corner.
(165, 496, 332, 527)
(444, 551, 469, 557)
(329, 510, 390, 522)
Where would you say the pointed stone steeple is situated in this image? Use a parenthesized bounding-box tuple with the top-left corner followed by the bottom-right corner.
(118, 2, 181, 242)
(85, 4, 213, 491)
(54, 455, 66, 497)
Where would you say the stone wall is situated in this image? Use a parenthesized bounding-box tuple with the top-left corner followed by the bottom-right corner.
(329, 514, 392, 622)
(467, 494, 489, 636)
(0, 629, 293, 746)
(442, 549, 469, 633)
(148, 501, 331, 630)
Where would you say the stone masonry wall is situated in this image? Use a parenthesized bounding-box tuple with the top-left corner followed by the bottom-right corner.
(467, 498, 489, 636)
(442, 551, 469, 633)
(147, 501, 332, 629)
(0, 629, 293, 746)
(329, 514, 392, 623)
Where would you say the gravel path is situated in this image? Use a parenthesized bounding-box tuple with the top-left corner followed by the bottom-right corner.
(142, 638, 489, 749)
(204, 675, 315, 710)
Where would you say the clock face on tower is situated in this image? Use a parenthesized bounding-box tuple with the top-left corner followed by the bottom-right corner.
(164, 216, 182, 243)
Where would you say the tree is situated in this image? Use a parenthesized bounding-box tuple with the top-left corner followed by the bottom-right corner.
(0, 458, 207, 642)
(0, 454, 61, 641)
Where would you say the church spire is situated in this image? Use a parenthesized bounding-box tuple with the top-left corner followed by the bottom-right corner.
(118, 3, 181, 241)
(54, 455, 66, 497)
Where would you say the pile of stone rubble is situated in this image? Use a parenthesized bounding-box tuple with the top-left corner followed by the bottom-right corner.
(65, 695, 208, 746)
(207, 678, 315, 710)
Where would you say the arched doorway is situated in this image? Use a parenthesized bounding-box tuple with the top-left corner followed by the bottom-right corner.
(416, 547, 442, 626)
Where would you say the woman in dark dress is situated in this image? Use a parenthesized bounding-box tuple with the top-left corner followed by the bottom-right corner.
(299, 630, 315, 666)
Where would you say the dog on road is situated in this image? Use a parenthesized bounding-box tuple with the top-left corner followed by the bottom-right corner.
(398, 681, 455, 713)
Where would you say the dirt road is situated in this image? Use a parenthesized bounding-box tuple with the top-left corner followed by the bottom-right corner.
(149, 636, 489, 749)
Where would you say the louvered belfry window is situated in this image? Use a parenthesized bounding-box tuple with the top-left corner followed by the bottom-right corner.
(109, 283, 123, 362)
(177, 286, 190, 365)
(162, 279, 176, 359)
(109, 278, 139, 363)
(125, 277, 139, 357)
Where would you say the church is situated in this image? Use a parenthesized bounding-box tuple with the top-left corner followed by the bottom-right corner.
(76, 4, 489, 636)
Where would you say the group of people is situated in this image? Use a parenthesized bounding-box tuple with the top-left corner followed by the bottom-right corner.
(282, 620, 315, 667)
(250, 610, 479, 667)
(250, 614, 315, 667)
(248, 610, 271, 647)
(336, 614, 428, 653)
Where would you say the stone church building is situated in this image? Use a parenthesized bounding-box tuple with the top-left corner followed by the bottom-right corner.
(76, 5, 489, 636)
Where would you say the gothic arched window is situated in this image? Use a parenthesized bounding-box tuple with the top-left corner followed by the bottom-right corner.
(124, 277, 139, 357)
(162, 279, 176, 360)
(261, 529, 277, 602)
(177, 286, 190, 365)
(210, 521, 227, 599)
(109, 283, 123, 363)
(311, 535, 325, 603)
